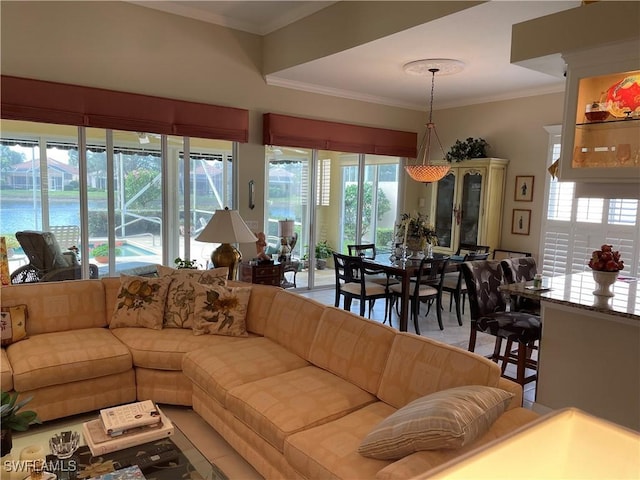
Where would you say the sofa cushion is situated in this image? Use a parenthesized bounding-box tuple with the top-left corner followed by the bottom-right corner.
(309, 307, 396, 394)
(1, 349, 13, 391)
(285, 401, 395, 479)
(263, 291, 325, 361)
(158, 266, 228, 328)
(7, 328, 132, 391)
(226, 365, 377, 453)
(375, 407, 541, 480)
(2, 280, 108, 334)
(377, 333, 501, 409)
(111, 327, 246, 371)
(110, 275, 171, 330)
(192, 284, 251, 337)
(1, 304, 28, 346)
(227, 282, 281, 336)
(182, 337, 309, 405)
(358, 386, 514, 460)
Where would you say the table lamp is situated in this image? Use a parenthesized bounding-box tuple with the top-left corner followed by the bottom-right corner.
(278, 219, 295, 261)
(195, 207, 257, 280)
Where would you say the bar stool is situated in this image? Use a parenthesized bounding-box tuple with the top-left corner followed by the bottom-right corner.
(461, 260, 541, 386)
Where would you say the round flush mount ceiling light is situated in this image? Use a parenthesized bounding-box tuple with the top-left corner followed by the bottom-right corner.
(403, 58, 465, 76)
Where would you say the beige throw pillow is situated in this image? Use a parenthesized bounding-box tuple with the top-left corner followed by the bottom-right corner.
(1, 305, 28, 346)
(110, 275, 171, 330)
(158, 266, 228, 328)
(192, 284, 251, 337)
(358, 385, 514, 460)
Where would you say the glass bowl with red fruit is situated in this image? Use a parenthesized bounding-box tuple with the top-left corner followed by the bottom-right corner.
(588, 244, 624, 272)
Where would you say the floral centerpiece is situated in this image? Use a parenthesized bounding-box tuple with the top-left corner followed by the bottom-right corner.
(588, 244, 624, 272)
(397, 213, 437, 255)
(588, 244, 623, 297)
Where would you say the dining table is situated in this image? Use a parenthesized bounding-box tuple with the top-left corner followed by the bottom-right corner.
(363, 253, 452, 332)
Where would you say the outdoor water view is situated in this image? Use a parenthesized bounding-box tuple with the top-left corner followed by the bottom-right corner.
(1, 122, 233, 279)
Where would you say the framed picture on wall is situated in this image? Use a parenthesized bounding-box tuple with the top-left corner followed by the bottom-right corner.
(514, 175, 534, 201)
(512, 209, 531, 235)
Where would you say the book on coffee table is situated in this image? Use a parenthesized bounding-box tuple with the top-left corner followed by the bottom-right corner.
(84, 407, 174, 456)
(88, 465, 147, 480)
(100, 400, 161, 435)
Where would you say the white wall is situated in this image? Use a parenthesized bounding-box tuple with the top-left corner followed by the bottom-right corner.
(1, 0, 563, 257)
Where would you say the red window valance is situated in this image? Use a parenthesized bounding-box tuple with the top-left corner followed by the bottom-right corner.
(263, 113, 417, 157)
(1, 75, 249, 143)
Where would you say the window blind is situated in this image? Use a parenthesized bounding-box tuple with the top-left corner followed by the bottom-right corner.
(1, 75, 249, 142)
(263, 113, 417, 157)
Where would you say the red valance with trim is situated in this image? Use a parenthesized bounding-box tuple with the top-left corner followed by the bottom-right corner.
(1, 75, 249, 142)
(263, 113, 416, 157)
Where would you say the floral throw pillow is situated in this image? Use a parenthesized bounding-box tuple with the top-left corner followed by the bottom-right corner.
(192, 284, 251, 337)
(1, 305, 28, 346)
(110, 275, 171, 330)
(157, 266, 228, 328)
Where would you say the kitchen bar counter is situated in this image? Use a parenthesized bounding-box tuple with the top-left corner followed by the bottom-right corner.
(500, 271, 639, 322)
(503, 272, 639, 431)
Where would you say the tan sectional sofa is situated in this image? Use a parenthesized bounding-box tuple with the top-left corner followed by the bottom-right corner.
(1, 277, 539, 479)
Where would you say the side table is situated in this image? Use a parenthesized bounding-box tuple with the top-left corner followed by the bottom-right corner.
(239, 261, 282, 286)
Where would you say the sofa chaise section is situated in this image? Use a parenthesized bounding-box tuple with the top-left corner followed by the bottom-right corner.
(2, 279, 136, 421)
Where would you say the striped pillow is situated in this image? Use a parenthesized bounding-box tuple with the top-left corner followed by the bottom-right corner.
(358, 385, 513, 460)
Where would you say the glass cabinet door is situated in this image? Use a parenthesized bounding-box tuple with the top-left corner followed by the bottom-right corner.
(434, 172, 456, 249)
(458, 169, 484, 245)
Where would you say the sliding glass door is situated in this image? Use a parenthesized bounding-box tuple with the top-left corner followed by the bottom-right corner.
(1, 119, 235, 279)
(265, 146, 401, 289)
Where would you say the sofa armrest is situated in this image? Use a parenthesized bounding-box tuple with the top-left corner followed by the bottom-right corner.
(498, 377, 523, 410)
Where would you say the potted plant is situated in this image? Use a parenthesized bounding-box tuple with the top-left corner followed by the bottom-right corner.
(315, 241, 333, 270)
(91, 244, 122, 263)
(174, 257, 199, 269)
(1, 391, 41, 456)
(445, 137, 489, 162)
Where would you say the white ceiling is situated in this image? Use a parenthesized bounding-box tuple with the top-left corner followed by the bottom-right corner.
(132, 1, 581, 110)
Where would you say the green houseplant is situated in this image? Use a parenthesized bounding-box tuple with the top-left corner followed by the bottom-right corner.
(1, 391, 41, 456)
(91, 244, 122, 263)
(314, 241, 333, 270)
(174, 257, 199, 269)
(445, 137, 489, 162)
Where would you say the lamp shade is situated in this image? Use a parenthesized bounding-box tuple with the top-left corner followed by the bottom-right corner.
(195, 208, 257, 244)
(278, 220, 295, 238)
(405, 164, 450, 183)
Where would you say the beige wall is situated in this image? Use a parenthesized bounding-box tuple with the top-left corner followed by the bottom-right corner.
(1, 0, 563, 258)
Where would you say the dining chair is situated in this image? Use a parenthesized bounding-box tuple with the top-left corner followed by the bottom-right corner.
(500, 257, 540, 314)
(347, 243, 399, 287)
(461, 259, 541, 386)
(442, 252, 489, 325)
(387, 256, 449, 333)
(332, 252, 391, 319)
(492, 248, 532, 261)
(455, 242, 490, 256)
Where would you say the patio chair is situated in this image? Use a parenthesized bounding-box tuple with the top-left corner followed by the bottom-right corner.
(10, 230, 98, 284)
(49, 225, 80, 250)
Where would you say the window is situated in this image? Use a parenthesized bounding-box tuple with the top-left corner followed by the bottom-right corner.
(542, 127, 639, 278)
(1, 119, 236, 279)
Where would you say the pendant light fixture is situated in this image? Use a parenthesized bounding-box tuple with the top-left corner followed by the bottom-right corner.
(404, 59, 464, 183)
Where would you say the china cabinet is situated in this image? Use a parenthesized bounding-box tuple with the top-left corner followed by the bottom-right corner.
(429, 158, 508, 255)
(559, 40, 639, 183)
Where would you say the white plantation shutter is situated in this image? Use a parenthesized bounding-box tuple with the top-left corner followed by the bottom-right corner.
(542, 229, 570, 277)
(542, 134, 639, 278)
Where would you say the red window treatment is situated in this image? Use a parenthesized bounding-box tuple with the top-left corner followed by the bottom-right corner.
(1, 75, 249, 142)
(263, 113, 417, 157)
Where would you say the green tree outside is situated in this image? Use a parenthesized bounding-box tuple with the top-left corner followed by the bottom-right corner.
(343, 183, 391, 246)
